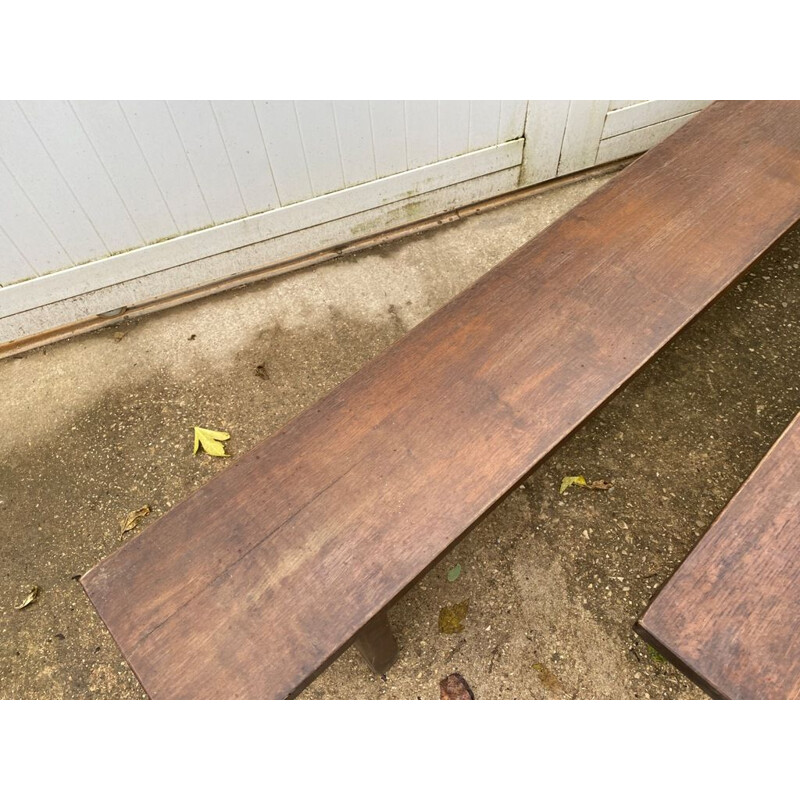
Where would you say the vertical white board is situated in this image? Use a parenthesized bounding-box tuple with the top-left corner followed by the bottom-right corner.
(294, 101, 346, 197)
(210, 101, 281, 216)
(71, 101, 181, 245)
(0, 223, 32, 286)
(405, 101, 439, 169)
(167, 101, 248, 224)
(19, 101, 144, 256)
(469, 100, 502, 150)
(332, 101, 377, 188)
(557, 100, 610, 176)
(0, 101, 106, 262)
(0, 156, 71, 278)
(121, 101, 214, 234)
(498, 100, 527, 143)
(437, 101, 471, 160)
(369, 101, 407, 179)
(519, 100, 570, 185)
(254, 101, 314, 207)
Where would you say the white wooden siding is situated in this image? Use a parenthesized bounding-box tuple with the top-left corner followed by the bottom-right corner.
(0, 99, 711, 346)
(0, 139, 523, 334)
(519, 99, 711, 184)
(602, 100, 710, 138)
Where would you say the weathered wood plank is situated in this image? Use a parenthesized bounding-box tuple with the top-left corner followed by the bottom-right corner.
(82, 102, 800, 699)
(637, 412, 800, 700)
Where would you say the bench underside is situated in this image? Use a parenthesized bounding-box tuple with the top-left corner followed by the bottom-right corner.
(82, 101, 800, 699)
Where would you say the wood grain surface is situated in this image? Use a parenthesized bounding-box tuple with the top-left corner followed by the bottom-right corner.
(637, 412, 800, 700)
(82, 101, 800, 699)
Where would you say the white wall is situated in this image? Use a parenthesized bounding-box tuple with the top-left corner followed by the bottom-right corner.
(0, 100, 709, 346)
(0, 101, 526, 287)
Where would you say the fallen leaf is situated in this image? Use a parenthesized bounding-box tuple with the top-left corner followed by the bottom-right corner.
(560, 475, 587, 494)
(113, 331, 126, 342)
(439, 673, 474, 699)
(532, 662, 564, 693)
(193, 426, 231, 457)
(15, 586, 40, 610)
(254, 363, 269, 380)
(560, 475, 613, 493)
(120, 505, 150, 534)
(446, 564, 462, 582)
(438, 600, 469, 634)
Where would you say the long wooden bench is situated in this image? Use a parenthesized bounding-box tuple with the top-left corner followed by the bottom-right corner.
(637, 412, 800, 700)
(81, 101, 800, 699)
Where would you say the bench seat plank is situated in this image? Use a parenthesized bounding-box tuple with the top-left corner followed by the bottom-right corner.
(637, 412, 800, 699)
(82, 101, 800, 699)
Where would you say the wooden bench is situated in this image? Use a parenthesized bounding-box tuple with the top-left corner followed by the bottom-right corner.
(637, 412, 800, 699)
(81, 101, 800, 699)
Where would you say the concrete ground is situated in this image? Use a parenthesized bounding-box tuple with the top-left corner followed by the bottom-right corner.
(1, 171, 798, 700)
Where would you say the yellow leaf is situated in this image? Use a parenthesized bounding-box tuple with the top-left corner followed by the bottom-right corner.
(560, 475, 587, 494)
(120, 505, 151, 534)
(193, 426, 231, 457)
(15, 585, 40, 610)
(438, 600, 469, 634)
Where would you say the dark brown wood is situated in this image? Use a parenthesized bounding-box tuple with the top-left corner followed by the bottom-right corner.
(354, 611, 398, 674)
(637, 412, 800, 700)
(81, 101, 800, 699)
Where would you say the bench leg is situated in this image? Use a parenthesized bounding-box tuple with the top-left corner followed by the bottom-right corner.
(354, 610, 398, 674)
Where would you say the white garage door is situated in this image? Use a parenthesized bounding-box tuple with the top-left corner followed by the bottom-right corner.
(0, 100, 708, 345)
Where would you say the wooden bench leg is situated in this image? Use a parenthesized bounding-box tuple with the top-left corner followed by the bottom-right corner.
(354, 610, 398, 674)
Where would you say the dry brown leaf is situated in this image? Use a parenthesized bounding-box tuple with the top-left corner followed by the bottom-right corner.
(587, 480, 614, 490)
(532, 662, 564, 694)
(120, 505, 151, 534)
(439, 673, 474, 699)
(15, 585, 40, 610)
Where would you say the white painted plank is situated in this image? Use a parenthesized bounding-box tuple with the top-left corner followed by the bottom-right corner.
(0, 101, 106, 263)
(0, 157, 70, 277)
(369, 102, 407, 178)
(168, 101, 248, 224)
(121, 101, 214, 234)
(557, 100, 610, 176)
(20, 100, 144, 255)
(1, 166, 522, 342)
(254, 101, 314, 206)
(437, 101, 470, 160)
(211, 102, 280, 215)
(332, 101, 377, 188)
(71, 101, 181, 245)
(519, 100, 570, 186)
(603, 100, 711, 138)
(0, 140, 523, 321)
(497, 100, 527, 142)
(405, 101, 439, 169)
(596, 112, 701, 164)
(608, 100, 646, 111)
(0, 224, 33, 286)
(469, 100, 502, 150)
(294, 101, 346, 197)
